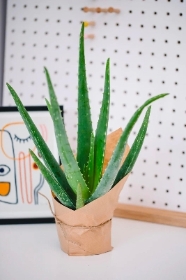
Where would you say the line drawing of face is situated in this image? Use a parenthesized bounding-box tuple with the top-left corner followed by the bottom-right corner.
(0, 129, 18, 204)
(0, 122, 47, 205)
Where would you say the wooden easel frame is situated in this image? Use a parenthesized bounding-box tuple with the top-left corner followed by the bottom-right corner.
(114, 203, 186, 228)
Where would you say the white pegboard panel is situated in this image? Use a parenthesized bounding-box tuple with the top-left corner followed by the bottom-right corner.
(2, 0, 186, 212)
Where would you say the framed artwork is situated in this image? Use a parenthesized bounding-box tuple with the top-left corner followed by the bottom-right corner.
(0, 106, 63, 224)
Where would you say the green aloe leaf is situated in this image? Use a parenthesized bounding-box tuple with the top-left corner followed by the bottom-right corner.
(76, 184, 84, 209)
(6, 83, 76, 204)
(44, 68, 90, 201)
(29, 150, 75, 210)
(113, 106, 151, 187)
(45, 98, 52, 116)
(84, 133, 95, 192)
(77, 23, 93, 174)
(87, 93, 168, 203)
(92, 59, 110, 192)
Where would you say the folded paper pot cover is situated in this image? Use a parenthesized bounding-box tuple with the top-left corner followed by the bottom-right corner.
(52, 129, 130, 256)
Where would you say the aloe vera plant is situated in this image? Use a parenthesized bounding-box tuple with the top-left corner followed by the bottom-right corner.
(7, 23, 168, 210)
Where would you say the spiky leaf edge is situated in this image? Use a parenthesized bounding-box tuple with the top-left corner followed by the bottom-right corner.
(92, 58, 110, 192)
(6, 83, 76, 204)
(87, 93, 168, 203)
(84, 133, 95, 192)
(29, 150, 75, 210)
(76, 184, 84, 209)
(77, 23, 93, 174)
(113, 106, 151, 187)
(44, 68, 90, 201)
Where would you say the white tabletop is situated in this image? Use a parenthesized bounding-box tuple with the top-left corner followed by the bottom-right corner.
(1, 218, 186, 280)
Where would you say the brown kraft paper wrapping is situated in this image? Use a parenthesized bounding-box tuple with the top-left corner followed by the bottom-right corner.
(52, 128, 130, 256)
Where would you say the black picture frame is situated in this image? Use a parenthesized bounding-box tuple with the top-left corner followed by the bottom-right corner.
(0, 105, 63, 224)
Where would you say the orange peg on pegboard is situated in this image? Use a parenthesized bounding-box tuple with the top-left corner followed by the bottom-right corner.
(82, 7, 120, 14)
(84, 34, 95, 39)
(108, 7, 120, 14)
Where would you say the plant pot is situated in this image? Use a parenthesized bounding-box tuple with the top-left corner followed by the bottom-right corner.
(50, 129, 130, 256)
(52, 174, 129, 256)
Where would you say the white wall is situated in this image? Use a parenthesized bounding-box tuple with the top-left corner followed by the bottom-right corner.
(0, 0, 6, 105)
(2, 0, 186, 212)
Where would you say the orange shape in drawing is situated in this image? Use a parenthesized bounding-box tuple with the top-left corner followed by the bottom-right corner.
(0, 182, 10, 196)
(32, 162, 39, 170)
